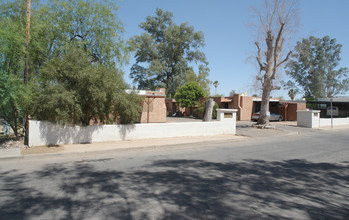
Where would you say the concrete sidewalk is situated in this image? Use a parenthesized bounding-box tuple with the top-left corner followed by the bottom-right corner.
(15, 121, 314, 158)
(20, 134, 244, 157)
(2, 121, 348, 159)
(0, 148, 22, 159)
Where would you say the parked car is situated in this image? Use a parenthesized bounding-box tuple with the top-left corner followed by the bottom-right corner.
(252, 112, 283, 121)
(326, 106, 338, 116)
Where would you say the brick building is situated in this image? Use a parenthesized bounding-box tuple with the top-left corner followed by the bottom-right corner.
(88, 88, 167, 125)
(213, 94, 306, 121)
(166, 94, 306, 121)
(137, 88, 167, 123)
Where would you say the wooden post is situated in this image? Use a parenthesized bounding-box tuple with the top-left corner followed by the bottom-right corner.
(146, 97, 155, 123)
(283, 103, 288, 121)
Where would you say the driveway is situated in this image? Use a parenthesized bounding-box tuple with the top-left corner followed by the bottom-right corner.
(236, 120, 317, 138)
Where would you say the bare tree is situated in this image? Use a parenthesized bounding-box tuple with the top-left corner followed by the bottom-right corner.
(253, 0, 298, 125)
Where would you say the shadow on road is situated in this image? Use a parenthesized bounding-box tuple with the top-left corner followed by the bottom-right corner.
(1, 159, 348, 219)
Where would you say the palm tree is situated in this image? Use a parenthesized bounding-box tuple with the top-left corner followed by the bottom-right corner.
(213, 80, 219, 95)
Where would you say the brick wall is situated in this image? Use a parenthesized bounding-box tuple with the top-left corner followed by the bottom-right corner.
(239, 96, 254, 120)
(139, 88, 167, 123)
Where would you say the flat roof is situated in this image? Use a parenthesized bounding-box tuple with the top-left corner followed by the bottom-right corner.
(309, 97, 349, 103)
(139, 94, 166, 98)
(252, 97, 280, 102)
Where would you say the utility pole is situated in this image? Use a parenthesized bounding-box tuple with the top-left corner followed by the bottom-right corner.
(330, 98, 333, 128)
(24, 0, 31, 145)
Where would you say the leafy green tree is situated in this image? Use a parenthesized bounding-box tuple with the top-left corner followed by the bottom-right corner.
(0, 0, 139, 128)
(130, 8, 208, 97)
(0, 3, 27, 137)
(184, 65, 211, 96)
(286, 36, 349, 98)
(174, 82, 206, 115)
(196, 65, 211, 96)
(47, 0, 127, 65)
(1, 0, 128, 80)
(229, 90, 236, 96)
(0, 73, 28, 137)
(30, 47, 141, 125)
(184, 68, 196, 83)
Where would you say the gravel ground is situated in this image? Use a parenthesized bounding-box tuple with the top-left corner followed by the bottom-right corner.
(0, 137, 26, 149)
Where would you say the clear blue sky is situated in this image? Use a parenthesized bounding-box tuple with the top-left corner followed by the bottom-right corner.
(117, 0, 349, 99)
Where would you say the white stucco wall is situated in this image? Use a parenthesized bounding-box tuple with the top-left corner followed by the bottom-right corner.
(297, 110, 349, 128)
(216, 109, 237, 122)
(297, 110, 320, 128)
(29, 109, 237, 147)
(319, 118, 349, 127)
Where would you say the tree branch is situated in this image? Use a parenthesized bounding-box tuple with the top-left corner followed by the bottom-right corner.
(70, 34, 85, 41)
(272, 85, 281, 90)
(255, 42, 264, 72)
(276, 50, 292, 68)
(90, 53, 100, 63)
(272, 22, 285, 77)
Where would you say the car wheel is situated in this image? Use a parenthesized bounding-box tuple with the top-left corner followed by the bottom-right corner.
(278, 117, 283, 122)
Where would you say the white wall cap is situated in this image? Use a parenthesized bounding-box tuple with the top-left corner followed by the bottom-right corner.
(297, 110, 320, 113)
(216, 108, 238, 113)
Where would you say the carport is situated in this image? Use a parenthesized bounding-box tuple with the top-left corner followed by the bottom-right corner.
(252, 98, 306, 121)
(307, 97, 349, 118)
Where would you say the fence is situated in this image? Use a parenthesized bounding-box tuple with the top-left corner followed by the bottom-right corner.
(297, 110, 349, 128)
(28, 109, 237, 147)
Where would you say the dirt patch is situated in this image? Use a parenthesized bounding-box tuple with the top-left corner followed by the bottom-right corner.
(21, 145, 65, 155)
(0, 137, 25, 149)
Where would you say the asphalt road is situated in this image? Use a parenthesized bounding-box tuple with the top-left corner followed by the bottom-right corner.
(0, 128, 349, 219)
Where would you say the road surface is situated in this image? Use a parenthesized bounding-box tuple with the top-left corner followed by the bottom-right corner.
(0, 128, 348, 219)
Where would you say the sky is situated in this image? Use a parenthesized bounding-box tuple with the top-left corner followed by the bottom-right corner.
(117, 0, 349, 100)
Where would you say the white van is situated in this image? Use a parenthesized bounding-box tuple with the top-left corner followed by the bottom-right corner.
(327, 106, 338, 116)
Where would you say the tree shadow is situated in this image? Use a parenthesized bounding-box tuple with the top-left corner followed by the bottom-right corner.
(118, 124, 136, 140)
(37, 121, 101, 145)
(0, 159, 348, 219)
(34, 121, 137, 145)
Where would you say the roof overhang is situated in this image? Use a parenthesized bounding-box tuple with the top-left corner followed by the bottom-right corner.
(311, 97, 349, 103)
(140, 94, 166, 98)
(252, 98, 280, 102)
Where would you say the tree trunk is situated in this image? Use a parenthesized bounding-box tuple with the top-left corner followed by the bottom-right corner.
(203, 98, 215, 122)
(14, 110, 18, 138)
(256, 30, 275, 125)
(258, 81, 272, 125)
(9, 102, 19, 137)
